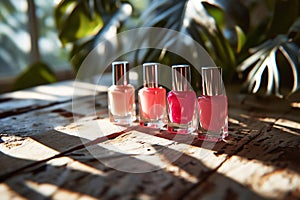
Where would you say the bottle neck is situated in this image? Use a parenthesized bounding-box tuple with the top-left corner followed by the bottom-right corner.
(143, 63, 159, 88)
(172, 65, 191, 91)
(202, 67, 225, 96)
(112, 61, 129, 86)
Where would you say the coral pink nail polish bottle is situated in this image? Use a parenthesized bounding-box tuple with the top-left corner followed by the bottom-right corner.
(198, 67, 228, 141)
(138, 63, 167, 128)
(167, 65, 198, 134)
(108, 61, 136, 125)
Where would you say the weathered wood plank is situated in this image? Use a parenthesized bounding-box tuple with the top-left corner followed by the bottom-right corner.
(0, 94, 107, 137)
(3, 110, 299, 199)
(1, 82, 299, 200)
(0, 81, 106, 118)
(183, 172, 266, 200)
(188, 106, 300, 199)
(0, 128, 227, 199)
(0, 117, 128, 178)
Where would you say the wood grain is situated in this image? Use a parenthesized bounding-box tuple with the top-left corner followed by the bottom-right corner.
(0, 82, 299, 199)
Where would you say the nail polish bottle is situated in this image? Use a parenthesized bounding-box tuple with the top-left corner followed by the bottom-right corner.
(108, 61, 136, 125)
(198, 67, 228, 141)
(138, 63, 167, 128)
(167, 65, 197, 134)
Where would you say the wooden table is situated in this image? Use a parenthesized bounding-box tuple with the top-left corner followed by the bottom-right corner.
(0, 80, 300, 200)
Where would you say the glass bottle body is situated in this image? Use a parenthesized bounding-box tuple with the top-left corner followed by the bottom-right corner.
(108, 84, 136, 125)
(198, 94, 228, 141)
(138, 87, 167, 128)
(167, 90, 197, 133)
(198, 67, 228, 141)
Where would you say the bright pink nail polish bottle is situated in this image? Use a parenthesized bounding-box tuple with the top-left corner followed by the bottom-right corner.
(198, 67, 228, 141)
(167, 65, 197, 134)
(108, 61, 136, 125)
(138, 63, 167, 128)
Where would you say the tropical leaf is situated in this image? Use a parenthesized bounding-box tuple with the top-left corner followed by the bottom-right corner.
(236, 0, 300, 97)
(12, 61, 57, 91)
(279, 43, 299, 95)
(237, 35, 299, 97)
(55, 0, 132, 71)
(136, 0, 249, 79)
(235, 26, 246, 53)
(53, 0, 300, 97)
(55, 0, 104, 45)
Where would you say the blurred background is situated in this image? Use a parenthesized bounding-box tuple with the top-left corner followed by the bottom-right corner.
(0, 0, 299, 98)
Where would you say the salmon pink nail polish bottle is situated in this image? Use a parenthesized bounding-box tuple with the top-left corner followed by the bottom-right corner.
(138, 63, 167, 128)
(167, 65, 198, 134)
(198, 67, 228, 141)
(108, 61, 136, 125)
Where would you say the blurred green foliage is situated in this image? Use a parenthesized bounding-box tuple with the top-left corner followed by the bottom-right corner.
(52, 0, 299, 97)
(0, 0, 69, 92)
(12, 61, 56, 91)
(1, 0, 298, 96)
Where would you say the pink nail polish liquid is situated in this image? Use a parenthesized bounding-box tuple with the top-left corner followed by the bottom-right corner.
(167, 65, 197, 134)
(198, 67, 228, 141)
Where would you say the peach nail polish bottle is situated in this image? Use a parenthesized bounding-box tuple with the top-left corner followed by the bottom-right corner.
(108, 61, 136, 125)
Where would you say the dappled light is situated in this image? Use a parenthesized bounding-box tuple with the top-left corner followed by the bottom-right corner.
(1, 81, 108, 101)
(228, 117, 248, 128)
(0, 137, 58, 161)
(1, 0, 300, 199)
(257, 117, 277, 123)
(25, 180, 97, 199)
(218, 155, 300, 199)
(276, 119, 300, 131)
(273, 125, 300, 136)
(4, 90, 62, 101)
(291, 102, 300, 109)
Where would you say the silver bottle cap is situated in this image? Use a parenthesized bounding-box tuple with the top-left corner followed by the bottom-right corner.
(172, 64, 191, 91)
(202, 67, 224, 96)
(112, 61, 129, 85)
(143, 63, 159, 88)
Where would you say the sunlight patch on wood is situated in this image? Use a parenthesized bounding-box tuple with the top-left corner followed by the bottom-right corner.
(25, 180, 97, 200)
(0, 137, 58, 161)
(229, 117, 248, 127)
(166, 164, 198, 184)
(273, 125, 300, 136)
(275, 119, 300, 130)
(47, 157, 106, 176)
(0, 183, 24, 199)
(25, 180, 58, 197)
(291, 102, 300, 109)
(218, 155, 300, 199)
(257, 117, 276, 123)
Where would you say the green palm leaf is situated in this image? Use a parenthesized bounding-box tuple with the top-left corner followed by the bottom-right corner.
(237, 35, 299, 97)
(136, 0, 249, 79)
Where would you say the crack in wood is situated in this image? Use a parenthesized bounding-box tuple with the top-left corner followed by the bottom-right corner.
(0, 100, 71, 119)
(0, 127, 134, 182)
(179, 105, 295, 199)
(0, 98, 13, 103)
(51, 108, 85, 118)
(178, 158, 229, 200)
